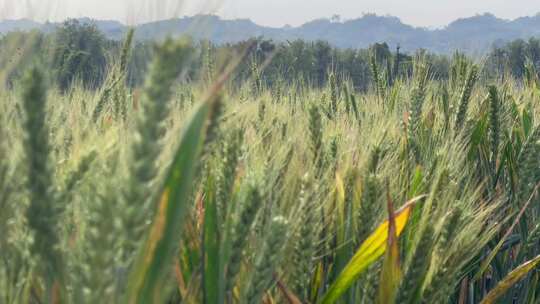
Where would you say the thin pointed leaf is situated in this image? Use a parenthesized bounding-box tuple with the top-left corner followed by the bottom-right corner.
(480, 255, 540, 304)
(377, 192, 402, 304)
(310, 261, 324, 303)
(320, 196, 423, 304)
(127, 100, 212, 303)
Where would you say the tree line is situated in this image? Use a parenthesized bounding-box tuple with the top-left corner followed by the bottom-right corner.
(1, 19, 540, 91)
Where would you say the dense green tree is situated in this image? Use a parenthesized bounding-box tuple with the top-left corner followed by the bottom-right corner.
(371, 42, 392, 64)
(52, 19, 107, 90)
(506, 39, 528, 77)
(484, 37, 540, 81)
(313, 40, 332, 86)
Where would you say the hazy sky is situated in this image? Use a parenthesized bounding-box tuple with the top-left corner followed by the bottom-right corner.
(2, 0, 540, 28)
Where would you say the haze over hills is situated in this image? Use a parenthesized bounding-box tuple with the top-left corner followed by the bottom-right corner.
(2, 13, 540, 54)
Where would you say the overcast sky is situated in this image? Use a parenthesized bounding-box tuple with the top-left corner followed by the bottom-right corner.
(2, 0, 540, 28)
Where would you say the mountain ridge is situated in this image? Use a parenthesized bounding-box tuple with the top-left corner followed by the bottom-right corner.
(2, 13, 540, 54)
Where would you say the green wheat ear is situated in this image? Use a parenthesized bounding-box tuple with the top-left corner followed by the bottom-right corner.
(407, 58, 429, 144)
(216, 128, 243, 215)
(370, 53, 385, 101)
(81, 183, 119, 302)
(92, 28, 135, 122)
(308, 104, 323, 171)
(120, 28, 135, 73)
(121, 38, 195, 264)
(454, 65, 478, 132)
(515, 125, 540, 204)
(244, 216, 289, 304)
(423, 209, 462, 302)
(395, 225, 434, 303)
(357, 173, 380, 245)
(487, 85, 500, 176)
(292, 174, 318, 299)
(328, 72, 338, 117)
(21, 66, 64, 293)
(225, 182, 262, 295)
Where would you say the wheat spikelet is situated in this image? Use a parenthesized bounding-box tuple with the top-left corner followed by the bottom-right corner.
(454, 65, 478, 132)
(244, 216, 289, 304)
(21, 67, 64, 290)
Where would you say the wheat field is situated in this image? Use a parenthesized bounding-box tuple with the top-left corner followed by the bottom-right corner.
(1, 27, 540, 304)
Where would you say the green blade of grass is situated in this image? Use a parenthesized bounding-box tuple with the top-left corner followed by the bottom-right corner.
(126, 100, 211, 304)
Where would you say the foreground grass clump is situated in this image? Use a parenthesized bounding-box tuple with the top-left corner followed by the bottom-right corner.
(1, 34, 540, 304)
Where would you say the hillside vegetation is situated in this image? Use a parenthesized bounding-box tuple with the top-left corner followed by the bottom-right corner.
(4, 13, 540, 53)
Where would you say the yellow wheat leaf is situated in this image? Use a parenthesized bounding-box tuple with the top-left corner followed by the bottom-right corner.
(321, 196, 423, 304)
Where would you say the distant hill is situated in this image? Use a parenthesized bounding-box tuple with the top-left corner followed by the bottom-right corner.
(0, 19, 42, 33)
(2, 13, 540, 54)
